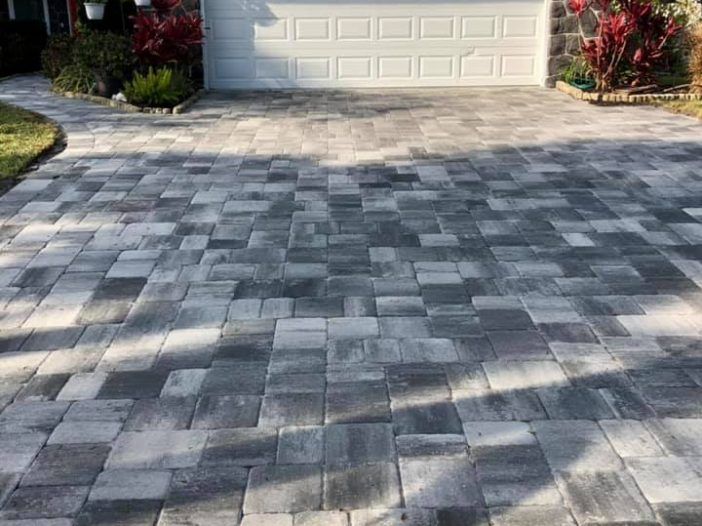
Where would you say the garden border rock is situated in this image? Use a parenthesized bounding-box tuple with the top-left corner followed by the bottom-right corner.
(557, 80, 702, 104)
(55, 88, 204, 114)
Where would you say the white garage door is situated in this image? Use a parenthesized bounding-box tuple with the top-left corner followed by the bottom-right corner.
(203, 0, 546, 89)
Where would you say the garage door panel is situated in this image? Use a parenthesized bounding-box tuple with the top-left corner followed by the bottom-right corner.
(205, 1, 545, 88)
(296, 57, 332, 79)
(254, 18, 289, 41)
(295, 18, 331, 40)
(338, 57, 373, 79)
(501, 54, 536, 77)
(503, 16, 539, 38)
(419, 56, 454, 78)
(378, 17, 414, 40)
(461, 16, 497, 39)
(460, 55, 495, 78)
(420, 17, 455, 39)
(215, 57, 253, 80)
(337, 18, 372, 40)
(212, 18, 251, 41)
(378, 56, 413, 79)
(255, 58, 290, 79)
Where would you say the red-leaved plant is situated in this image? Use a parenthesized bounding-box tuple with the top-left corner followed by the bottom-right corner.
(132, 0, 203, 67)
(570, 0, 635, 91)
(151, 0, 182, 11)
(622, 0, 683, 86)
(569, 0, 682, 91)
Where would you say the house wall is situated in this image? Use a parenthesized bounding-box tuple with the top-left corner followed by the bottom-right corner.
(47, 0, 70, 33)
(1, 0, 70, 33)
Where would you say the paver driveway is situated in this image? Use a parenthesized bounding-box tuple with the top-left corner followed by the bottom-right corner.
(1, 75, 702, 525)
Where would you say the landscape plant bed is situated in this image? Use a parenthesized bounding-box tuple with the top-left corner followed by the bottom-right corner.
(55, 88, 204, 115)
(556, 81, 702, 105)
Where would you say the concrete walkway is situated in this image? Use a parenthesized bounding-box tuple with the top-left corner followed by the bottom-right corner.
(1, 75, 702, 525)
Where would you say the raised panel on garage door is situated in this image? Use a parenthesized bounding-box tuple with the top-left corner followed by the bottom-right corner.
(204, 0, 545, 88)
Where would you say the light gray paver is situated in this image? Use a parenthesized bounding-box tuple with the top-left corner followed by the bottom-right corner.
(160, 369, 208, 398)
(598, 420, 664, 458)
(47, 421, 122, 444)
(324, 463, 402, 510)
(349, 509, 439, 526)
(555, 471, 655, 524)
(294, 511, 348, 526)
(244, 465, 322, 514)
(483, 361, 569, 391)
(397, 436, 480, 508)
(0, 433, 48, 472)
(55, 372, 107, 401)
(626, 457, 702, 503)
(277, 426, 324, 465)
(463, 421, 536, 447)
(533, 421, 622, 472)
(159, 466, 247, 526)
(488, 507, 576, 526)
(107, 430, 207, 469)
(240, 514, 293, 526)
(89, 469, 171, 500)
(644, 418, 702, 456)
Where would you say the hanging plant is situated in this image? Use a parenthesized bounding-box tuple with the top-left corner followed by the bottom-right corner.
(83, 0, 108, 20)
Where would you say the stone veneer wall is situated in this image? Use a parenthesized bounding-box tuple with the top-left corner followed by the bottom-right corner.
(547, 0, 596, 87)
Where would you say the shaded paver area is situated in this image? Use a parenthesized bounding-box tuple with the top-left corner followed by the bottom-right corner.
(1, 75, 702, 525)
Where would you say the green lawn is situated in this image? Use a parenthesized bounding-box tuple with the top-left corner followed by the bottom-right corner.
(655, 100, 702, 120)
(0, 102, 60, 179)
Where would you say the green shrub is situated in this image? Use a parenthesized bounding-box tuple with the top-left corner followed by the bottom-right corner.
(561, 56, 593, 86)
(41, 35, 75, 80)
(123, 67, 192, 107)
(52, 64, 95, 94)
(73, 29, 134, 82)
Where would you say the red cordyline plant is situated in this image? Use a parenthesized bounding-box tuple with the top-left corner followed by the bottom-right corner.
(568, 0, 683, 91)
(132, 0, 203, 67)
(151, 0, 182, 10)
(623, 0, 684, 86)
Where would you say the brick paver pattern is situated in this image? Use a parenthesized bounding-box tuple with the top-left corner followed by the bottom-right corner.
(1, 76, 702, 525)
